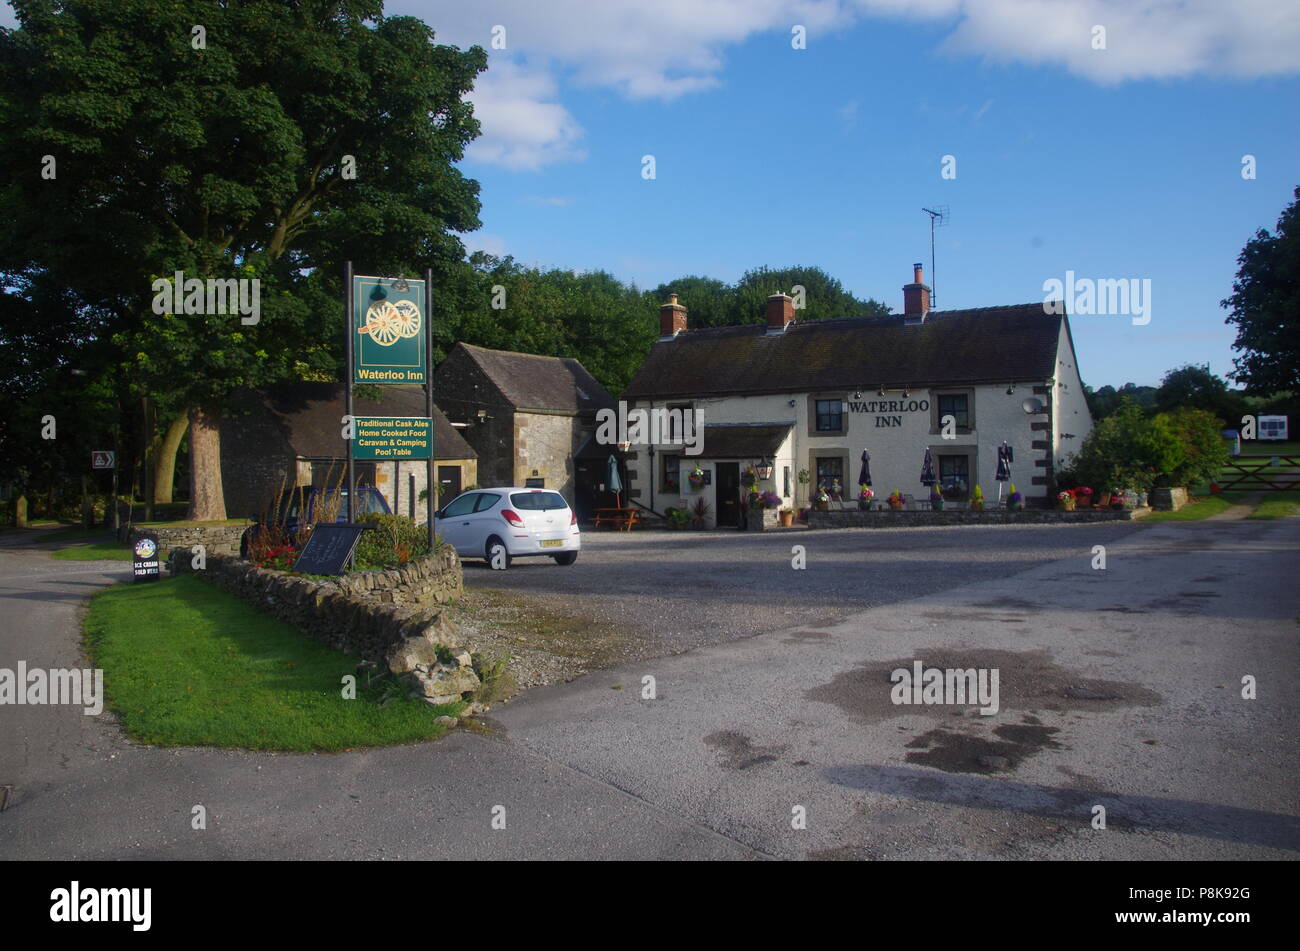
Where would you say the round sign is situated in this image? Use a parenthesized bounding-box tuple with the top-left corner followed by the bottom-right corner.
(134, 537, 157, 559)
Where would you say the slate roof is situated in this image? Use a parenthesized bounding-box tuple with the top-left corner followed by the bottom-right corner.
(622, 304, 1066, 400)
(229, 383, 476, 460)
(698, 424, 793, 458)
(450, 343, 615, 414)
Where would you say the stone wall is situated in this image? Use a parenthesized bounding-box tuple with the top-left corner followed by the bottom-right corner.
(120, 522, 250, 556)
(169, 547, 462, 658)
(807, 507, 1148, 529)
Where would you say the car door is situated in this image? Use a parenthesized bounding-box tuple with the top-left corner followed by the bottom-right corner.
(434, 492, 479, 551)
(462, 492, 503, 554)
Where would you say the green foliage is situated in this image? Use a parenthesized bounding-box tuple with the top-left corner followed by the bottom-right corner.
(664, 507, 690, 528)
(1064, 401, 1187, 492)
(470, 652, 516, 704)
(354, 512, 432, 568)
(1084, 382, 1157, 420)
(1156, 407, 1231, 487)
(1222, 186, 1300, 393)
(1153, 364, 1248, 427)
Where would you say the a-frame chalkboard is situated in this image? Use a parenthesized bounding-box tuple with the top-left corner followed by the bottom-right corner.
(292, 523, 372, 575)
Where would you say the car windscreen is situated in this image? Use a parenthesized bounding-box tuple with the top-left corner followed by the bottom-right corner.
(509, 491, 568, 511)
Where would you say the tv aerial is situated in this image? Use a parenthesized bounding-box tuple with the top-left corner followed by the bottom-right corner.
(922, 206, 948, 308)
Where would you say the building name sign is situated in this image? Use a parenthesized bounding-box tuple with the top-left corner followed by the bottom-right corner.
(846, 398, 930, 429)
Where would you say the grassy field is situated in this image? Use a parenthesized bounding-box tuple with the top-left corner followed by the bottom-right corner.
(84, 576, 461, 751)
(1140, 495, 1239, 522)
(1247, 491, 1300, 520)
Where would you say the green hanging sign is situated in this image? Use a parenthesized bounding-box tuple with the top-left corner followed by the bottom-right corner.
(351, 275, 427, 384)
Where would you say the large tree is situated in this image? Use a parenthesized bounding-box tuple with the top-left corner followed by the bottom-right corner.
(0, 0, 485, 518)
(1222, 187, 1300, 394)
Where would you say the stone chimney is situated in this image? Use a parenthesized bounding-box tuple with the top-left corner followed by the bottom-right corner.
(659, 293, 687, 338)
(766, 291, 795, 333)
(903, 263, 931, 322)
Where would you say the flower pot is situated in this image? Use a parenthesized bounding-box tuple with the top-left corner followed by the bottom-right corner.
(779, 511, 794, 527)
(858, 500, 872, 511)
(1057, 499, 1076, 512)
(930, 499, 944, 511)
(815, 501, 829, 511)
(1075, 495, 1092, 509)
(970, 501, 984, 512)
(1008, 500, 1024, 511)
(888, 500, 903, 511)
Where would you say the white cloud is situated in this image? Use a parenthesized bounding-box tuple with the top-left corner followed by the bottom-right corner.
(402, 1, 1300, 169)
(522, 195, 574, 207)
(462, 57, 586, 171)
(461, 232, 510, 257)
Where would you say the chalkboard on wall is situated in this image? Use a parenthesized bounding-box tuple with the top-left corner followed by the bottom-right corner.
(293, 524, 371, 575)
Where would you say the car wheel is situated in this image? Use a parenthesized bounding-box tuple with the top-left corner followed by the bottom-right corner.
(552, 551, 578, 566)
(486, 536, 511, 570)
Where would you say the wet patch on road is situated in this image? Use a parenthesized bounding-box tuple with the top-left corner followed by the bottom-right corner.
(780, 629, 832, 645)
(805, 648, 1162, 724)
(702, 730, 786, 771)
(904, 723, 1063, 774)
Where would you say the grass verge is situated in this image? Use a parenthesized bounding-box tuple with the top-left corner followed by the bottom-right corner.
(84, 576, 461, 751)
(1248, 491, 1300, 520)
(1140, 495, 1238, 522)
(52, 539, 133, 560)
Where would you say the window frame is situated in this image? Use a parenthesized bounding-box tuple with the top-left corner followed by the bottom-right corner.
(931, 388, 975, 434)
(806, 393, 848, 437)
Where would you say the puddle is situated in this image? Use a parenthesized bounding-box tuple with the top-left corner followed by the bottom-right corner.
(903, 723, 1062, 774)
(702, 730, 786, 770)
(805, 648, 1162, 724)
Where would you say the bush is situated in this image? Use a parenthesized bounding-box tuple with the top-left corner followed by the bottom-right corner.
(1157, 407, 1231, 486)
(354, 513, 434, 568)
(1065, 401, 1186, 492)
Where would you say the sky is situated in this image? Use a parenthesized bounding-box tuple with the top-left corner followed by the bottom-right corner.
(7, 1, 1299, 389)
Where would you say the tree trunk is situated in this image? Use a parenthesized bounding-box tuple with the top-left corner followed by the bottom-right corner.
(15, 494, 28, 528)
(142, 397, 156, 522)
(153, 412, 189, 505)
(187, 406, 227, 521)
(81, 475, 93, 528)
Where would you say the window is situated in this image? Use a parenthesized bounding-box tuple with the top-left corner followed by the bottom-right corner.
(661, 453, 680, 492)
(440, 493, 478, 517)
(938, 455, 970, 499)
(665, 404, 692, 444)
(816, 456, 844, 499)
(510, 491, 568, 511)
(937, 393, 969, 429)
(815, 399, 843, 432)
(783, 466, 791, 497)
(473, 493, 502, 513)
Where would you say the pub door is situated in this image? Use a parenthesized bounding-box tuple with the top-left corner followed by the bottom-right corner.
(715, 462, 740, 527)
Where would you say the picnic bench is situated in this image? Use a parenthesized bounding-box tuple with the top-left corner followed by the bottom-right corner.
(593, 507, 642, 531)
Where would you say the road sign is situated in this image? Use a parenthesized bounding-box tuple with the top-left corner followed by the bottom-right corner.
(351, 416, 432, 460)
(351, 275, 427, 384)
(92, 450, 115, 469)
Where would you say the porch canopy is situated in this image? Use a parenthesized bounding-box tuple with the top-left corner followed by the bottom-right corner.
(696, 423, 792, 458)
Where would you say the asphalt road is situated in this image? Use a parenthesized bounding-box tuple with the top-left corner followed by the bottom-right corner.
(1, 518, 1296, 860)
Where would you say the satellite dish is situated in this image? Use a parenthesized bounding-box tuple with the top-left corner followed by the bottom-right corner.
(1021, 397, 1044, 414)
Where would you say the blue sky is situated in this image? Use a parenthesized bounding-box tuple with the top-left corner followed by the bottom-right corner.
(7, 1, 1298, 388)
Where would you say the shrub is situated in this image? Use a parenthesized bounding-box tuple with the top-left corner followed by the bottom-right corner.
(1157, 407, 1231, 487)
(1065, 401, 1185, 492)
(472, 652, 517, 704)
(355, 513, 434, 569)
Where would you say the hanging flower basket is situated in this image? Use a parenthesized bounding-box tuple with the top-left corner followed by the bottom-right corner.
(687, 466, 705, 490)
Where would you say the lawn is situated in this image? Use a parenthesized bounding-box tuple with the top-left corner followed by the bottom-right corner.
(1140, 495, 1239, 522)
(51, 539, 133, 561)
(84, 576, 461, 751)
(1248, 491, 1300, 520)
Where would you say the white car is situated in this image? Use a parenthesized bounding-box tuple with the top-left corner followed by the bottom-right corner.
(434, 487, 580, 570)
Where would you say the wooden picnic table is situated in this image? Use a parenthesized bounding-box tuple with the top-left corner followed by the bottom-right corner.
(593, 507, 642, 531)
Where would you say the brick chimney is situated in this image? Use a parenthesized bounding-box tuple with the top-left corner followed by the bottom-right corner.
(903, 263, 931, 322)
(766, 291, 795, 333)
(659, 292, 687, 338)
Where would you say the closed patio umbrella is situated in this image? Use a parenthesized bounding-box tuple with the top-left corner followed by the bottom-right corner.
(920, 448, 936, 491)
(995, 441, 1013, 504)
(857, 450, 872, 488)
(606, 455, 624, 508)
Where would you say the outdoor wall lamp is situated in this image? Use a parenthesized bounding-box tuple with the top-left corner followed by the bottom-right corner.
(854, 391, 863, 400)
(902, 388, 910, 399)
(756, 457, 774, 480)
(788, 398, 797, 407)
(1006, 382, 1016, 395)
(878, 386, 886, 396)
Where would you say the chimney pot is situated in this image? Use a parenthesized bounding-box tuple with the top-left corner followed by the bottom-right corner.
(659, 293, 687, 337)
(903, 263, 931, 321)
(765, 291, 795, 333)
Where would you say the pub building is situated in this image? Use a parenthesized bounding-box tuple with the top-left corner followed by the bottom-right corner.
(619, 265, 1093, 527)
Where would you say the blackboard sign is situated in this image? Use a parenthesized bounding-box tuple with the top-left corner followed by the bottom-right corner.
(131, 532, 161, 583)
(293, 523, 371, 575)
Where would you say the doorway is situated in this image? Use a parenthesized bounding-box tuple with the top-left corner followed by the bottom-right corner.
(715, 462, 739, 527)
(437, 465, 462, 506)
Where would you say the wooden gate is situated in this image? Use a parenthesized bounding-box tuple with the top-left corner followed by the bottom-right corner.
(1216, 454, 1300, 492)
